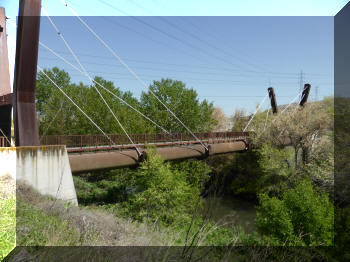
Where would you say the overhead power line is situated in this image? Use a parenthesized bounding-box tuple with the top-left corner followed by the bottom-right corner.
(39, 55, 306, 80)
(97, 0, 266, 72)
(43, 8, 144, 156)
(243, 94, 268, 132)
(123, 0, 274, 73)
(39, 41, 171, 135)
(61, 0, 209, 152)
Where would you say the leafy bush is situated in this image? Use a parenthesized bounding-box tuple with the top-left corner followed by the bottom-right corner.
(171, 160, 211, 195)
(127, 148, 201, 225)
(256, 180, 334, 246)
(73, 175, 128, 205)
(256, 144, 295, 196)
(255, 194, 294, 242)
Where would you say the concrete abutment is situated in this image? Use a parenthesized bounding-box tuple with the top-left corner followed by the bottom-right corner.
(0, 145, 78, 205)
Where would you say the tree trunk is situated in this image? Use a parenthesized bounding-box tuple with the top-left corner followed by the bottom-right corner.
(302, 147, 309, 165)
(294, 147, 298, 169)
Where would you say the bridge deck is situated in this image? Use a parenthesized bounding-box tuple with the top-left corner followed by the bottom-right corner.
(38, 132, 250, 153)
(1, 132, 250, 172)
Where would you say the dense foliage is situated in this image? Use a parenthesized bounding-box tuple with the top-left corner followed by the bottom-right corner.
(36, 68, 216, 136)
(30, 68, 348, 259)
(74, 149, 211, 226)
(256, 180, 334, 246)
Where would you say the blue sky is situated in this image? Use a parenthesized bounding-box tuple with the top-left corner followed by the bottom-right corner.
(1, 0, 347, 115)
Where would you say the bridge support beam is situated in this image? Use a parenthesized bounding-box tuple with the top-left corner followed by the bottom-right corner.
(0, 8, 12, 146)
(0, 145, 78, 205)
(69, 141, 248, 173)
(299, 84, 311, 107)
(13, 0, 41, 146)
(268, 87, 278, 114)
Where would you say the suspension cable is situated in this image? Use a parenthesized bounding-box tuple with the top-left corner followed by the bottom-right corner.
(9, 16, 155, 155)
(37, 66, 118, 146)
(40, 101, 65, 140)
(263, 108, 270, 132)
(243, 93, 268, 132)
(0, 128, 11, 146)
(278, 88, 304, 116)
(276, 92, 306, 139)
(42, 11, 143, 156)
(258, 89, 306, 139)
(60, 0, 209, 152)
(38, 42, 170, 135)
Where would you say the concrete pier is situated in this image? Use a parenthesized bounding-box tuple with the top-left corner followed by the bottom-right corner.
(0, 145, 78, 205)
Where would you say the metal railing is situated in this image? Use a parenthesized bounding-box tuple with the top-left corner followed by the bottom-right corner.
(0, 136, 13, 147)
(39, 131, 250, 152)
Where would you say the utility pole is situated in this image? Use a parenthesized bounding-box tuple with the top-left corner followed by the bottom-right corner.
(13, 0, 42, 146)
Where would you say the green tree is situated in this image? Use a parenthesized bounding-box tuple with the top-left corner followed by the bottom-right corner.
(256, 144, 294, 195)
(36, 68, 156, 136)
(256, 180, 334, 246)
(127, 148, 201, 225)
(231, 108, 248, 132)
(140, 78, 216, 133)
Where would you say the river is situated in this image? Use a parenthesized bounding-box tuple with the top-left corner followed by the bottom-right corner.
(202, 196, 257, 233)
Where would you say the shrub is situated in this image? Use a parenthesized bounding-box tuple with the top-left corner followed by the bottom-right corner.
(256, 144, 294, 196)
(256, 180, 334, 246)
(127, 148, 201, 225)
(255, 193, 294, 242)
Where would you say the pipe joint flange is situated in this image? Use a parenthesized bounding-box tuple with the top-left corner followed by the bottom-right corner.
(137, 150, 147, 163)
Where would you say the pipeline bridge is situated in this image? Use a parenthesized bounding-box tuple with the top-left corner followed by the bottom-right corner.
(0, 0, 312, 204)
(1, 132, 250, 173)
(42, 132, 250, 173)
(0, 0, 309, 173)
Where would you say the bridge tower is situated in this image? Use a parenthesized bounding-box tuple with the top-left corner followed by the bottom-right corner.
(0, 7, 12, 146)
(0, 0, 41, 146)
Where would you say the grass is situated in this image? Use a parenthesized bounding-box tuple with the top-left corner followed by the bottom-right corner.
(1, 177, 332, 261)
(15, 182, 172, 247)
(0, 174, 16, 261)
(0, 198, 16, 261)
(16, 199, 80, 246)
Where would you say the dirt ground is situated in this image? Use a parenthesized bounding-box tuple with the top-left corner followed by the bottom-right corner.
(0, 174, 15, 200)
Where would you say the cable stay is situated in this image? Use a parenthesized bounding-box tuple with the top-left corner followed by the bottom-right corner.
(43, 9, 143, 158)
(258, 88, 307, 139)
(243, 93, 268, 132)
(37, 65, 115, 146)
(39, 101, 65, 140)
(0, 128, 11, 146)
(38, 42, 170, 136)
(263, 108, 270, 132)
(276, 91, 308, 139)
(9, 15, 169, 151)
(61, 0, 209, 153)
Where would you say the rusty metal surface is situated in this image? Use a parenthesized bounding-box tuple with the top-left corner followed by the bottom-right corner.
(69, 141, 248, 173)
(0, 7, 12, 145)
(0, 105, 11, 146)
(268, 87, 278, 114)
(0, 93, 13, 106)
(0, 7, 11, 97)
(299, 84, 311, 107)
(13, 0, 41, 146)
